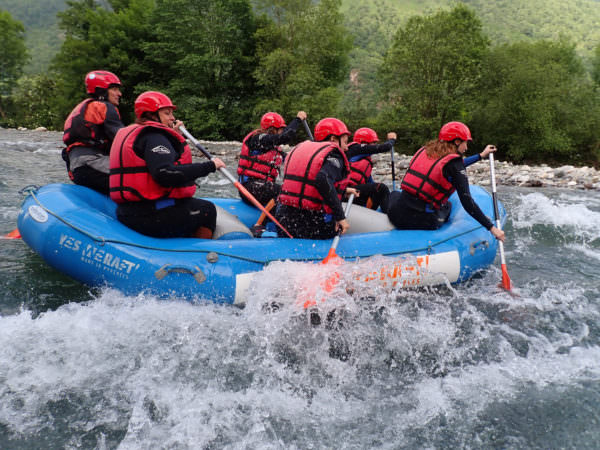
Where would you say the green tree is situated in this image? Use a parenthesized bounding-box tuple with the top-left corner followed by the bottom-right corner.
(51, 0, 156, 127)
(6, 74, 60, 128)
(143, 0, 259, 140)
(378, 4, 490, 152)
(0, 9, 28, 120)
(252, 0, 352, 124)
(472, 38, 600, 164)
(592, 44, 600, 87)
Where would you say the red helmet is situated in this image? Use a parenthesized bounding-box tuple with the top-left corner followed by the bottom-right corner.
(260, 112, 286, 129)
(314, 118, 350, 142)
(134, 91, 177, 118)
(439, 121, 472, 142)
(353, 127, 378, 144)
(85, 70, 121, 94)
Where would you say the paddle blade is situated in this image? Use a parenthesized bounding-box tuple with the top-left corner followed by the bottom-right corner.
(500, 263, 512, 291)
(322, 248, 341, 265)
(4, 228, 21, 239)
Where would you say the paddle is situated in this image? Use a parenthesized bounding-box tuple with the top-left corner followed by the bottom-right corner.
(302, 119, 314, 142)
(301, 194, 355, 309)
(489, 153, 513, 291)
(2, 228, 21, 239)
(390, 145, 397, 191)
(179, 125, 294, 238)
(322, 193, 355, 264)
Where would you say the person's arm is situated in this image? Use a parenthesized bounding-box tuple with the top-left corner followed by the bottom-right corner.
(443, 158, 493, 230)
(102, 103, 125, 141)
(315, 154, 346, 221)
(464, 145, 497, 168)
(346, 139, 396, 160)
(140, 133, 217, 187)
(248, 117, 303, 153)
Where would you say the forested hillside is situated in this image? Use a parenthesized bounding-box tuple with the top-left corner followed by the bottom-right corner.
(0, 0, 68, 73)
(2, 0, 599, 74)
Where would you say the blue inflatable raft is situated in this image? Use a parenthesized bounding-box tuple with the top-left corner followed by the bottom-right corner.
(17, 183, 506, 305)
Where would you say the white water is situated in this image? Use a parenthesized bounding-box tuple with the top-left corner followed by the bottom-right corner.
(2, 130, 600, 447)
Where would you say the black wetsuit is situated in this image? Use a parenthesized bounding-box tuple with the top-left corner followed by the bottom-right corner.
(275, 150, 348, 239)
(346, 139, 395, 212)
(115, 130, 218, 238)
(239, 117, 302, 206)
(387, 153, 493, 230)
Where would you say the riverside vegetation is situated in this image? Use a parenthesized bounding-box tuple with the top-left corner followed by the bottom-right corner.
(1, 0, 600, 168)
(4, 126, 599, 191)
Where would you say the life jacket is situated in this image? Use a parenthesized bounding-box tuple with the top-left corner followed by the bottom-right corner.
(237, 130, 284, 182)
(347, 142, 373, 186)
(400, 147, 461, 209)
(278, 140, 351, 214)
(63, 98, 117, 153)
(109, 121, 197, 203)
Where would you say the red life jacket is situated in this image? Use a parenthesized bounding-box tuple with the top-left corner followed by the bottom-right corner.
(237, 130, 284, 182)
(109, 122, 197, 203)
(400, 147, 461, 209)
(63, 98, 117, 153)
(347, 142, 373, 186)
(278, 140, 351, 214)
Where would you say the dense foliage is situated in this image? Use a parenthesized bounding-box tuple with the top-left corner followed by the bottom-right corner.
(378, 5, 489, 148)
(0, 10, 29, 119)
(2, 1, 600, 166)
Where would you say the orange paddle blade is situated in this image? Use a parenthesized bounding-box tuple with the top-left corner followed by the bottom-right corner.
(4, 228, 21, 239)
(500, 264, 512, 291)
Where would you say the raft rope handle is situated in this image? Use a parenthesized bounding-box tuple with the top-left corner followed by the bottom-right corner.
(27, 190, 481, 264)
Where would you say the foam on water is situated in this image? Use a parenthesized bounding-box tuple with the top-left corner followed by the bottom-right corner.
(2, 253, 598, 448)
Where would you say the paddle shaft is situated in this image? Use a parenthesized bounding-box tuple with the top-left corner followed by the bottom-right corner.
(179, 126, 294, 238)
(390, 145, 396, 191)
(489, 154, 507, 266)
(326, 193, 355, 258)
(302, 119, 314, 142)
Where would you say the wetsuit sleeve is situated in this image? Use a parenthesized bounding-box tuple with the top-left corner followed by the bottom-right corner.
(140, 133, 217, 187)
(443, 158, 493, 230)
(346, 139, 396, 159)
(246, 117, 302, 152)
(463, 153, 481, 168)
(102, 103, 125, 141)
(315, 153, 346, 221)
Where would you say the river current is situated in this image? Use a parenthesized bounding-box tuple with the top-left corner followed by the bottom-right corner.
(1, 128, 599, 449)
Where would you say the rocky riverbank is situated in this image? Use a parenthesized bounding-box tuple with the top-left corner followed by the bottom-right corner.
(3, 126, 600, 190)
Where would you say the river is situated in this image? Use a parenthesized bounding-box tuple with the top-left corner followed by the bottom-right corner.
(1, 128, 600, 448)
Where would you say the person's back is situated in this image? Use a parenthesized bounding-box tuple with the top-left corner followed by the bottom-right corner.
(62, 70, 124, 194)
(275, 118, 358, 239)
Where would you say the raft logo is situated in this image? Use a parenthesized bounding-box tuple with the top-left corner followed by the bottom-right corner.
(58, 234, 140, 279)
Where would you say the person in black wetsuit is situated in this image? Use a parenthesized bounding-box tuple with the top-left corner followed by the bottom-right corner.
(387, 121, 505, 242)
(109, 91, 226, 239)
(346, 127, 397, 212)
(275, 117, 359, 239)
(62, 70, 125, 194)
(237, 110, 307, 207)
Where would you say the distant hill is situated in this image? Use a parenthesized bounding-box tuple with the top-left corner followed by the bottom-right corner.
(2, 0, 599, 74)
(0, 0, 68, 73)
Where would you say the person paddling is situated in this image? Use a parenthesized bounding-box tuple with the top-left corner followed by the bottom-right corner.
(275, 118, 359, 239)
(62, 70, 124, 194)
(109, 91, 225, 239)
(387, 121, 505, 242)
(346, 127, 397, 212)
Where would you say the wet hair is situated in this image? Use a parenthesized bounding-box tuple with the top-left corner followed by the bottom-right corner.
(424, 139, 459, 159)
